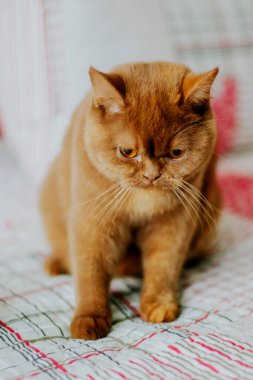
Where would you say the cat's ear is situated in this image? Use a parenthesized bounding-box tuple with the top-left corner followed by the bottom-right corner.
(182, 67, 219, 111)
(89, 66, 125, 115)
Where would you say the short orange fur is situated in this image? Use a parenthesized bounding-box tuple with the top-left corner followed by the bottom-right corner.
(40, 61, 221, 339)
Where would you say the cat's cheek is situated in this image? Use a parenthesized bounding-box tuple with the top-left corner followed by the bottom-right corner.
(90, 154, 120, 182)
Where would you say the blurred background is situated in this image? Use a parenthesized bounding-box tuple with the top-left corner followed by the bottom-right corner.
(1, 3, 253, 378)
(1, 0, 253, 185)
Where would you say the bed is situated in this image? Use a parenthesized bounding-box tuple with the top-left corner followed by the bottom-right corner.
(1, 142, 253, 379)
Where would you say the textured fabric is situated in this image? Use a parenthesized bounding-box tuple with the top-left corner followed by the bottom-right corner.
(1, 143, 253, 379)
(164, 0, 253, 151)
(0, 0, 52, 183)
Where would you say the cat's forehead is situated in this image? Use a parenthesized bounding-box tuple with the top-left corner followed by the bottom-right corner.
(116, 107, 185, 157)
(124, 90, 185, 155)
(113, 63, 196, 154)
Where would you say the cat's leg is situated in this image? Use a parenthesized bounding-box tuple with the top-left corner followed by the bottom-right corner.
(40, 175, 70, 276)
(137, 213, 196, 323)
(43, 222, 69, 277)
(69, 213, 129, 339)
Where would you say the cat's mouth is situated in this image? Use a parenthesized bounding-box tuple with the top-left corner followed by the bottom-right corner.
(128, 180, 165, 191)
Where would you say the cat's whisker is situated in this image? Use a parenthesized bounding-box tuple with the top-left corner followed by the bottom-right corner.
(85, 185, 121, 219)
(173, 178, 217, 230)
(101, 188, 130, 229)
(109, 187, 132, 232)
(177, 182, 214, 230)
(179, 178, 220, 216)
(93, 188, 129, 242)
(88, 187, 125, 228)
(175, 186, 203, 228)
(74, 183, 120, 210)
(173, 188, 197, 226)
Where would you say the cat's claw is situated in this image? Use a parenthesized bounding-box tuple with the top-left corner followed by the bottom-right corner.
(70, 314, 112, 340)
(141, 296, 179, 323)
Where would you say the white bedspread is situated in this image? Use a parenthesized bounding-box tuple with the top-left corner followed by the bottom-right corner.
(1, 143, 253, 380)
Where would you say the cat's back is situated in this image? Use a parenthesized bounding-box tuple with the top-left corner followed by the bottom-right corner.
(40, 95, 90, 215)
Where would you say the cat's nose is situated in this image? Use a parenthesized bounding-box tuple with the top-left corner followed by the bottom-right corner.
(143, 173, 161, 183)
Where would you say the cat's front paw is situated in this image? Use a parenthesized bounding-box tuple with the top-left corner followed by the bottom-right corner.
(141, 294, 179, 323)
(70, 314, 112, 340)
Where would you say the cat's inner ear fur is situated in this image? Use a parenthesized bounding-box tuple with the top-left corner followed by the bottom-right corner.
(182, 67, 219, 113)
(89, 66, 125, 115)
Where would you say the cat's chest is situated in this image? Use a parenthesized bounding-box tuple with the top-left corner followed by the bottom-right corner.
(126, 189, 172, 221)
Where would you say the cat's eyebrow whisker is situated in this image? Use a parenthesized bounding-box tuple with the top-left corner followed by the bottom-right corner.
(172, 118, 202, 137)
(173, 122, 206, 138)
(174, 117, 228, 138)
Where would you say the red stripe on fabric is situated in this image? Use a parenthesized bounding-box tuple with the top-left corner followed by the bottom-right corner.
(151, 356, 196, 380)
(218, 174, 253, 219)
(209, 334, 253, 353)
(189, 338, 253, 369)
(195, 358, 219, 374)
(184, 329, 199, 337)
(111, 291, 141, 317)
(111, 369, 130, 380)
(167, 345, 182, 354)
(15, 372, 40, 380)
(87, 376, 95, 380)
(194, 313, 210, 324)
(129, 360, 164, 380)
(66, 347, 121, 366)
(0, 280, 70, 301)
(133, 330, 166, 348)
(189, 337, 233, 359)
(0, 320, 77, 378)
(175, 312, 211, 329)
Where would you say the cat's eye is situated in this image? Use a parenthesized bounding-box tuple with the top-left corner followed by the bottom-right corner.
(168, 148, 186, 160)
(119, 147, 138, 159)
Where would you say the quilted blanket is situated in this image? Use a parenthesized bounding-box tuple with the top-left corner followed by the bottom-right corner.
(1, 142, 253, 380)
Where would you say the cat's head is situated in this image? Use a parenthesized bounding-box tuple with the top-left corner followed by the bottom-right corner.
(85, 62, 218, 191)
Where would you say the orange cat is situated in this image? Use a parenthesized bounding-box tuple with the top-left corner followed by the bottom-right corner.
(40, 61, 221, 339)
